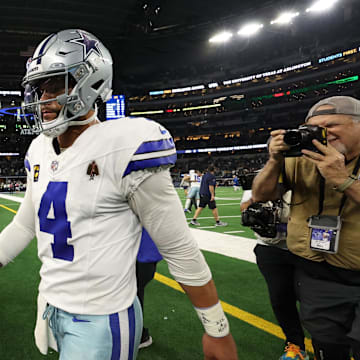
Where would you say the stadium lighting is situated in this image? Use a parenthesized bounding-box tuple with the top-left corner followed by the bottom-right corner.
(306, 0, 338, 13)
(271, 11, 300, 25)
(237, 23, 263, 37)
(209, 31, 233, 43)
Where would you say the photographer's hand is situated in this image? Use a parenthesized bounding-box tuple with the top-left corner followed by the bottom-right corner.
(252, 130, 288, 202)
(301, 139, 348, 186)
(303, 139, 360, 203)
(268, 130, 290, 162)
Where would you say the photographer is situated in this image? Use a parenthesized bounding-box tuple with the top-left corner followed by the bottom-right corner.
(241, 190, 308, 360)
(252, 96, 360, 360)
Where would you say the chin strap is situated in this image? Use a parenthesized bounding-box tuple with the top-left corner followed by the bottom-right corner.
(41, 104, 99, 138)
(68, 105, 98, 126)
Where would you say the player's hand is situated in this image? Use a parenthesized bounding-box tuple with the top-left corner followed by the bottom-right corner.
(202, 333, 238, 360)
(301, 139, 348, 186)
(268, 130, 290, 162)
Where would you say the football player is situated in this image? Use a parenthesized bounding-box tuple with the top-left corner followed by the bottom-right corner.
(179, 172, 190, 196)
(0, 29, 237, 360)
(232, 174, 240, 191)
(184, 169, 201, 212)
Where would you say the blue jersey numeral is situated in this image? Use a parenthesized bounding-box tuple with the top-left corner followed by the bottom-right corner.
(38, 182, 73, 261)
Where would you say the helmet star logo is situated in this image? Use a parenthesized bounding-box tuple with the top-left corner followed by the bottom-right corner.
(67, 31, 102, 60)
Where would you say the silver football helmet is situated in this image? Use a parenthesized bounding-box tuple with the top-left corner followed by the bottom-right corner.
(22, 29, 113, 137)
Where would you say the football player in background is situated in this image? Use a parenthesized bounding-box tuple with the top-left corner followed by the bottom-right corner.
(232, 174, 240, 191)
(179, 172, 190, 196)
(184, 169, 201, 212)
(0, 29, 237, 360)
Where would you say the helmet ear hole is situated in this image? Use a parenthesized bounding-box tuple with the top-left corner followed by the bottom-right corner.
(91, 80, 104, 90)
(68, 75, 77, 89)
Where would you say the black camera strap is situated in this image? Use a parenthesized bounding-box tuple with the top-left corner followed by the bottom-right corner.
(318, 155, 360, 215)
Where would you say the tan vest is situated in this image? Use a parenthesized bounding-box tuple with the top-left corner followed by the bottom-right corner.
(285, 156, 360, 270)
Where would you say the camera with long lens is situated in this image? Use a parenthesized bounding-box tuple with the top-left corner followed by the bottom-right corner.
(283, 125, 327, 157)
(237, 171, 257, 190)
(241, 201, 281, 238)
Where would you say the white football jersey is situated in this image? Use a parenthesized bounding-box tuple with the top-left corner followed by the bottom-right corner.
(190, 173, 201, 188)
(24, 117, 176, 315)
(180, 175, 190, 187)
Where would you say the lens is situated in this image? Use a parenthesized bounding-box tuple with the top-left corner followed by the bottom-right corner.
(283, 130, 302, 146)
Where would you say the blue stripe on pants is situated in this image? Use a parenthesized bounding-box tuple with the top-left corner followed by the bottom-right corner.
(109, 313, 121, 360)
(128, 305, 135, 360)
(47, 301, 142, 360)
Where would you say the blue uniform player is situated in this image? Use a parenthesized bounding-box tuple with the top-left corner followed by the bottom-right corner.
(233, 175, 240, 191)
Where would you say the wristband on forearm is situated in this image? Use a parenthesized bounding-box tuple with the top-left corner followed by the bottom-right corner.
(194, 301, 230, 338)
(333, 175, 357, 193)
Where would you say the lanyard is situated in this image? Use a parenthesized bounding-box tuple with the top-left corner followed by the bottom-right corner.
(318, 156, 360, 215)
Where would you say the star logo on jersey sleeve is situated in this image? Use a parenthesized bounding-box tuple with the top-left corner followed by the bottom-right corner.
(67, 31, 102, 60)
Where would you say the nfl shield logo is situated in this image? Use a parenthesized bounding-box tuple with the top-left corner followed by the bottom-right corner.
(51, 160, 59, 172)
(26, 57, 33, 70)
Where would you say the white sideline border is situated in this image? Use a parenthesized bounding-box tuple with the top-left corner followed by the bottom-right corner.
(190, 228, 256, 264)
(0, 194, 24, 203)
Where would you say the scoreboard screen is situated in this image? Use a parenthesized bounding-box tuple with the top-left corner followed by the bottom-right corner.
(106, 95, 125, 120)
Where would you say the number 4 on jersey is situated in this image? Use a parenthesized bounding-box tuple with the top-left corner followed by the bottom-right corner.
(38, 182, 74, 261)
